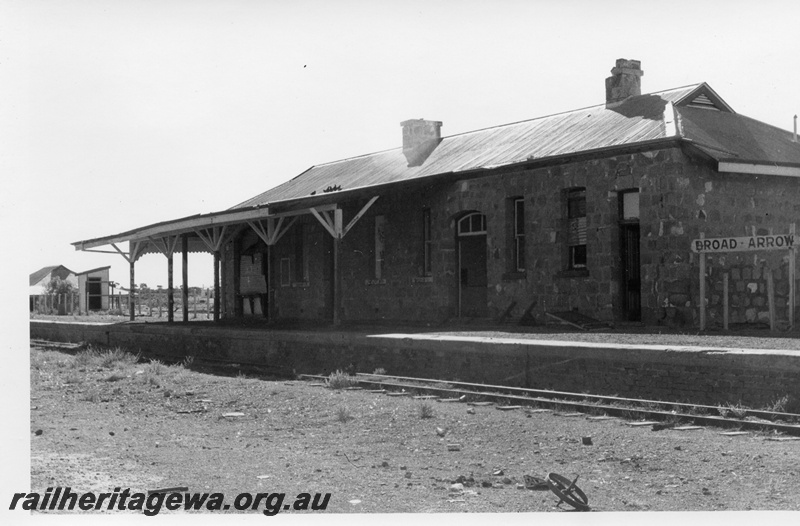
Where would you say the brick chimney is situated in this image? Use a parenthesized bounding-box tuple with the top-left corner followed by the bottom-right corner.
(605, 58, 643, 104)
(401, 119, 442, 167)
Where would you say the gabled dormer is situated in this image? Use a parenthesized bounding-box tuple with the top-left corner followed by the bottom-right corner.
(674, 82, 735, 113)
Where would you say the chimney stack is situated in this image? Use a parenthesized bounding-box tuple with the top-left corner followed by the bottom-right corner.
(605, 58, 643, 104)
(401, 119, 442, 167)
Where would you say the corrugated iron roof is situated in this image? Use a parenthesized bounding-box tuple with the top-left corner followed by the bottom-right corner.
(29, 265, 74, 286)
(72, 81, 800, 252)
(677, 107, 800, 165)
(234, 85, 707, 210)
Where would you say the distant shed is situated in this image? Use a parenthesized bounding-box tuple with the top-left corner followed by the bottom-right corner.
(76, 266, 111, 312)
(29, 265, 77, 311)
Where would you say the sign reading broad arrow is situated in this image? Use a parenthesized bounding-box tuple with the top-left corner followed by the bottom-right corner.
(691, 234, 797, 253)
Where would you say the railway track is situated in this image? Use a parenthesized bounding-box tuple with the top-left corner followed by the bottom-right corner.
(299, 372, 800, 437)
(30, 339, 800, 436)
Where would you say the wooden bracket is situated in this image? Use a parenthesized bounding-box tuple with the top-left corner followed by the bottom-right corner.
(148, 235, 180, 258)
(343, 196, 379, 237)
(193, 225, 229, 253)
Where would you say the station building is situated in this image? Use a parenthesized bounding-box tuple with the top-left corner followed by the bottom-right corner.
(74, 59, 800, 329)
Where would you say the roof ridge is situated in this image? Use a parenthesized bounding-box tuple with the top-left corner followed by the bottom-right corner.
(308, 83, 705, 169)
(436, 84, 704, 142)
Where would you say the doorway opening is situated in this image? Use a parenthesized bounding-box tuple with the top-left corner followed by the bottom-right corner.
(619, 190, 641, 321)
(457, 212, 488, 318)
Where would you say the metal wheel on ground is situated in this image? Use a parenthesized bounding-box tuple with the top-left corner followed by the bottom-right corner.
(546, 472, 591, 511)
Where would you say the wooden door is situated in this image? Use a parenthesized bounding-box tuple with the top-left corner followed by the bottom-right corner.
(620, 223, 641, 321)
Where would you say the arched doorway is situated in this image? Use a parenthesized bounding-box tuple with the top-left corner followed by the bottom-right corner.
(457, 212, 488, 317)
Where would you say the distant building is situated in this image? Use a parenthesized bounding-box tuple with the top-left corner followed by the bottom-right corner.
(29, 265, 76, 297)
(29, 265, 111, 314)
(76, 266, 111, 312)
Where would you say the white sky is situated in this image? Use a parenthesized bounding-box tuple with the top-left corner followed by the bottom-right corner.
(5, 0, 800, 291)
(2, 1, 800, 522)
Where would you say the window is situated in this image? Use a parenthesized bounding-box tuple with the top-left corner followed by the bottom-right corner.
(457, 212, 486, 235)
(513, 198, 525, 272)
(566, 188, 587, 269)
(422, 208, 432, 276)
(374, 215, 385, 279)
(620, 190, 640, 221)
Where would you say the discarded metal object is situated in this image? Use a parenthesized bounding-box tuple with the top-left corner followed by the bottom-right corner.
(628, 421, 660, 427)
(468, 401, 494, 407)
(545, 473, 590, 511)
(581, 436, 593, 446)
(221, 412, 245, 418)
(545, 311, 610, 331)
(447, 443, 462, 451)
(496, 405, 521, 411)
(523, 474, 549, 490)
(673, 425, 704, 431)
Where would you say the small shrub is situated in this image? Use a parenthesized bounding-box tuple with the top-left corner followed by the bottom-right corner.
(74, 348, 102, 368)
(64, 373, 82, 384)
(100, 348, 139, 369)
(144, 359, 167, 376)
(418, 402, 435, 419)
(372, 368, 387, 376)
(181, 356, 195, 368)
(765, 395, 790, 413)
(335, 407, 352, 423)
(105, 372, 127, 382)
(326, 370, 356, 390)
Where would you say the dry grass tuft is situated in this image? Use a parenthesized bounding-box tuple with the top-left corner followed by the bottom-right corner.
(418, 402, 435, 419)
(335, 407, 353, 423)
(326, 370, 356, 390)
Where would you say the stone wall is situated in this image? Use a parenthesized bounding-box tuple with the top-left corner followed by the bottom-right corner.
(220, 146, 800, 327)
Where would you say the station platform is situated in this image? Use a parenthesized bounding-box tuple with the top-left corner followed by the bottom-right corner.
(30, 319, 800, 410)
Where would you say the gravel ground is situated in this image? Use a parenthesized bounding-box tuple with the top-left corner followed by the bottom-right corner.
(29, 342, 800, 517)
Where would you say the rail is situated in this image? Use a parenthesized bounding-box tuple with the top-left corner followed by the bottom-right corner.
(298, 372, 800, 436)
